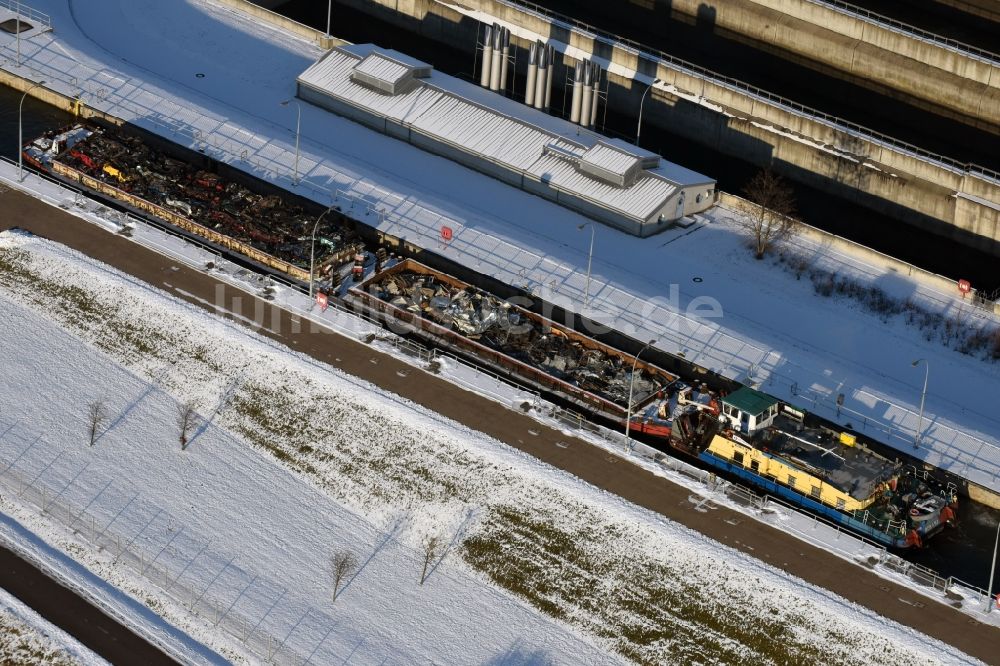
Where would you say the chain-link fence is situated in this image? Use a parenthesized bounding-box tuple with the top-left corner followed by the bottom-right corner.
(0, 422, 346, 665)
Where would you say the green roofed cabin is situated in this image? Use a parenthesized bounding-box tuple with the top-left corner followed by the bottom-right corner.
(720, 387, 780, 435)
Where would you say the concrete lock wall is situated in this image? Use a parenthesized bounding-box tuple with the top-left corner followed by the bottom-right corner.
(0, 70, 123, 125)
(663, 0, 1000, 133)
(332, 0, 1000, 256)
(211, 0, 344, 49)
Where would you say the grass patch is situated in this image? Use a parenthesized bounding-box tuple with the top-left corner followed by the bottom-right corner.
(0, 240, 942, 665)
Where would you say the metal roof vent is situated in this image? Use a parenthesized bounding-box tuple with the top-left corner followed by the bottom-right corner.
(350, 53, 432, 96)
(576, 141, 659, 188)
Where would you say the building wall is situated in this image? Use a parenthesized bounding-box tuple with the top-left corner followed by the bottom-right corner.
(298, 76, 703, 237)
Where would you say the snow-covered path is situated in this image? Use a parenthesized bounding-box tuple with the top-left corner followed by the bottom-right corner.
(0, 221, 984, 665)
(1, 0, 998, 491)
(0, 238, 622, 665)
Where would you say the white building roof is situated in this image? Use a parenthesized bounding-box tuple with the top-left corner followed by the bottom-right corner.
(297, 45, 715, 225)
(353, 53, 410, 84)
(581, 142, 641, 176)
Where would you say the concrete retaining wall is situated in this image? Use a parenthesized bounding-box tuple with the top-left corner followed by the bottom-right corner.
(0, 70, 121, 124)
(663, 0, 1000, 132)
(330, 0, 1000, 256)
(718, 192, 1000, 314)
(213, 0, 344, 49)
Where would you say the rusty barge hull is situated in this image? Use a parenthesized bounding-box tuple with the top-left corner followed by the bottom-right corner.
(25, 122, 365, 285)
(348, 259, 678, 428)
(51, 159, 313, 281)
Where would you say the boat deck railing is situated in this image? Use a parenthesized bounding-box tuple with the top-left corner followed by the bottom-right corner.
(0, 0, 51, 31)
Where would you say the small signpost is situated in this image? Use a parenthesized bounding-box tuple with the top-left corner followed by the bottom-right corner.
(440, 225, 453, 242)
(958, 279, 972, 298)
(316, 291, 329, 311)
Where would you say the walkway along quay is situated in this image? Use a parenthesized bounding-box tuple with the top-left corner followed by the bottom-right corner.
(4, 0, 1000, 501)
(315, 0, 1000, 256)
(5, 0, 1000, 550)
(9, 112, 1000, 553)
(2, 176, 1000, 663)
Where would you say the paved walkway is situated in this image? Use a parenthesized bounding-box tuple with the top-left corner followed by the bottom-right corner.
(2, 188, 998, 663)
(0, 546, 176, 665)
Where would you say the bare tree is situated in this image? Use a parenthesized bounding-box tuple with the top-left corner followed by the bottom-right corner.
(420, 534, 441, 585)
(331, 550, 358, 602)
(734, 169, 798, 259)
(86, 400, 107, 447)
(176, 401, 198, 450)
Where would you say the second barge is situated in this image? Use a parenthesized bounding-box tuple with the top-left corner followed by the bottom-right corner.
(350, 259, 960, 548)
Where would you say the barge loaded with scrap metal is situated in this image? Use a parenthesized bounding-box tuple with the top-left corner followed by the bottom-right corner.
(22, 123, 362, 283)
(349, 260, 960, 549)
(21, 123, 960, 550)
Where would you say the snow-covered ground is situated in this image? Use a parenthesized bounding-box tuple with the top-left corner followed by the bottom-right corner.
(5, 154, 997, 630)
(0, 586, 106, 666)
(0, 0, 998, 492)
(0, 229, 983, 664)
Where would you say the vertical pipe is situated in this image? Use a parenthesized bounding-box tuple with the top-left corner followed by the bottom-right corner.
(524, 42, 538, 108)
(569, 63, 583, 124)
(533, 46, 547, 110)
(580, 64, 593, 128)
(479, 25, 493, 88)
(589, 63, 601, 129)
(489, 25, 502, 91)
(543, 44, 554, 110)
(499, 28, 510, 95)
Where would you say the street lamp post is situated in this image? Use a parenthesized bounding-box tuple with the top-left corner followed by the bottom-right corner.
(18, 80, 46, 183)
(309, 205, 336, 299)
(326, 0, 332, 38)
(987, 520, 1000, 613)
(624, 339, 657, 450)
(280, 100, 301, 185)
(636, 78, 661, 147)
(577, 222, 595, 308)
(911, 359, 929, 448)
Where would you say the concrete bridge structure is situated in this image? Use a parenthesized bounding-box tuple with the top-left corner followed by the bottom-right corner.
(324, 0, 1000, 257)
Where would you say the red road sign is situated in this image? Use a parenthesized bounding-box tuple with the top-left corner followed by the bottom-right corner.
(316, 291, 329, 311)
(440, 225, 453, 242)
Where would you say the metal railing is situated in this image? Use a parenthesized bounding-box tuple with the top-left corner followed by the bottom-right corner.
(8, 50, 1000, 484)
(494, 0, 1000, 184)
(0, 449, 339, 664)
(0, 0, 51, 30)
(4, 163, 992, 622)
(813, 0, 1000, 63)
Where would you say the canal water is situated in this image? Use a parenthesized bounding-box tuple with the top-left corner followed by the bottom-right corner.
(0, 85, 73, 163)
(0, 8, 997, 589)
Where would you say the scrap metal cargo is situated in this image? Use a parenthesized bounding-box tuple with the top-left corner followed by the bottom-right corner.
(22, 123, 361, 282)
(349, 259, 960, 549)
(349, 258, 678, 424)
(18, 122, 966, 550)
